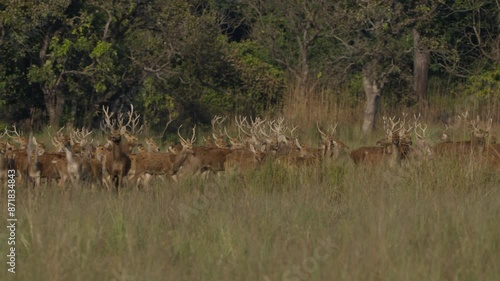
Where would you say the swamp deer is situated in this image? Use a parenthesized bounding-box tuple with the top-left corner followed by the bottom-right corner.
(409, 122, 433, 161)
(26, 135, 44, 187)
(433, 114, 492, 158)
(145, 137, 160, 152)
(224, 144, 265, 174)
(317, 122, 349, 162)
(131, 126, 196, 188)
(100, 105, 135, 189)
(350, 116, 410, 166)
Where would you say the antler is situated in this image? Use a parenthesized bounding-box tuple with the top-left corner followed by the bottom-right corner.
(329, 123, 338, 136)
(224, 127, 239, 144)
(383, 116, 403, 136)
(125, 104, 144, 135)
(5, 124, 22, 139)
(235, 116, 251, 136)
(71, 127, 93, 146)
(0, 127, 7, 139)
(316, 122, 327, 138)
(177, 125, 187, 144)
(47, 126, 67, 150)
(178, 125, 196, 145)
(211, 115, 227, 141)
(100, 105, 117, 132)
(414, 123, 428, 139)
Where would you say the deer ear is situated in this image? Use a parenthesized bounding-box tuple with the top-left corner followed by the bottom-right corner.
(260, 143, 267, 152)
(249, 144, 256, 153)
(331, 139, 339, 147)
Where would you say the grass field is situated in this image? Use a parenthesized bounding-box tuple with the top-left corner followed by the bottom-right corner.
(1, 150, 499, 281)
(2, 90, 500, 280)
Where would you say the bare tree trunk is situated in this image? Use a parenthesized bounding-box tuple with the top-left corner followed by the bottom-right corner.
(413, 28, 430, 105)
(68, 96, 77, 127)
(43, 87, 65, 128)
(362, 71, 381, 134)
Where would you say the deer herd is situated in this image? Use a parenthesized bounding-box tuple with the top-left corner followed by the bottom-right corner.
(0, 106, 499, 190)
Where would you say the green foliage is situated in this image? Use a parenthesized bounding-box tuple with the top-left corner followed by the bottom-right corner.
(465, 64, 500, 98)
(227, 40, 285, 113)
(138, 76, 180, 135)
(347, 73, 364, 107)
(0, 0, 498, 129)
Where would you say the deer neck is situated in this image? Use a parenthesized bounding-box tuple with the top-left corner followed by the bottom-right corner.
(112, 141, 123, 158)
(119, 136, 130, 153)
(171, 149, 191, 174)
(64, 147, 75, 162)
(388, 143, 401, 167)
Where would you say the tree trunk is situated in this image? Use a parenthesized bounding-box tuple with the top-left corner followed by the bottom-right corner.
(43, 87, 65, 128)
(361, 70, 381, 134)
(413, 28, 430, 105)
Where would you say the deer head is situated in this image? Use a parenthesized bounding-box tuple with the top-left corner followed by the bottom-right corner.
(5, 125, 28, 149)
(177, 125, 196, 154)
(145, 137, 160, 152)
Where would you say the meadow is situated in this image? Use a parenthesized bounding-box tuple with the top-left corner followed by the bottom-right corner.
(1, 117, 500, 281)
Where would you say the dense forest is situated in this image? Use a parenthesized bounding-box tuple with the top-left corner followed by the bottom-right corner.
(0, 0, 498, 135)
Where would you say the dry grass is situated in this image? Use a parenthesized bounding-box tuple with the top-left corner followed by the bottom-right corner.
(2, 88, 500, 280)
(1, 152, 499, 281)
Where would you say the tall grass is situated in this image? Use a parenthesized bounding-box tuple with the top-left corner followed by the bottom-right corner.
(2, 85, 500, 281)
(1, 154, 499, 281)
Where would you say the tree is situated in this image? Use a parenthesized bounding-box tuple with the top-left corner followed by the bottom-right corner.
(328, 0, 412, 133)
(242, 0, 335, 99)
(1, 0, 120, 127)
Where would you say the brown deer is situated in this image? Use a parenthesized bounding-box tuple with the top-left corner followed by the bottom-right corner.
(433, 114, 492, 158)
(175, 144, 234, 179)
(131, 125, 196, 188)
(6, 127, 63, 186)
(61, 138, 92, 185)
(350, 116, 408, 166)
(95, 144, 113, 188)
(100, 105, 133, 189)
(410, 122, 433, 160)
(145, 137, 160, 152)
(26, 135, 43, 187)
(317, 122, 350, 162)
(5, 125, 28, 149)
(4, 126, 28, 182)
(177, 117, 275, 178)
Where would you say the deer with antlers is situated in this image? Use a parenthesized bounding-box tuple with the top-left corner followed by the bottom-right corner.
(4, 126, 28, 182)
(317, 122, 349, 162)
(350, 116, 410, 166)
(4, 126, 63, 185)
(100, 105, 134, 189)
(131, 126, 196, 188)
(145, 137, 161, 152)
(26, 135, 45, 187)
(58, 128, 94, 186)
(175, 127, 236, 179)
(220, 126, 265, 173)
(411, 123, 433, 160)
(433, 112, 492, 157)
